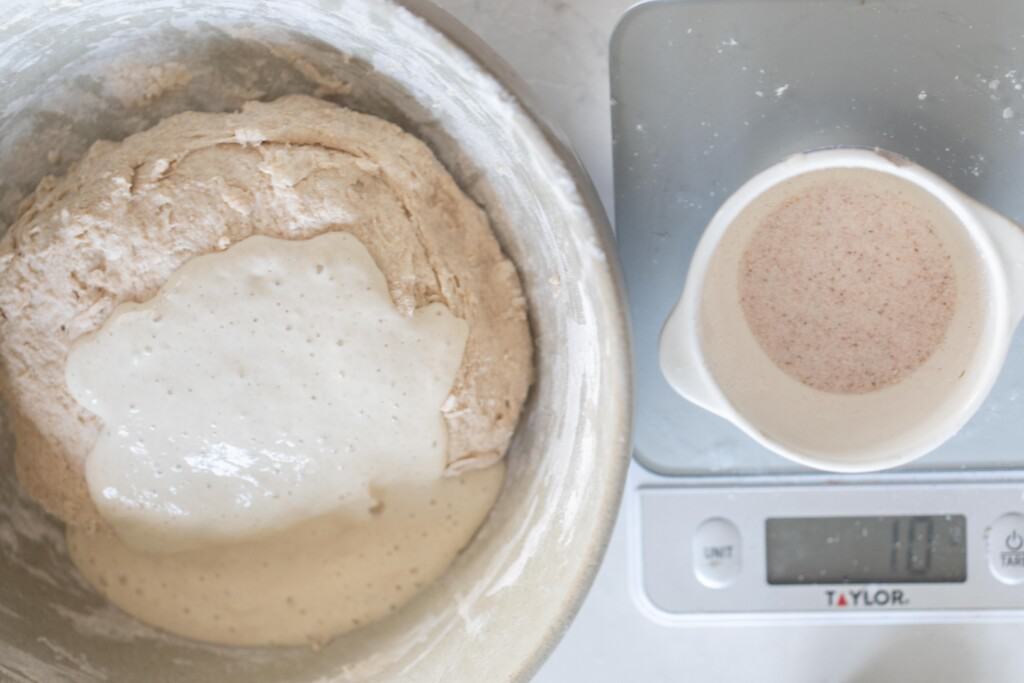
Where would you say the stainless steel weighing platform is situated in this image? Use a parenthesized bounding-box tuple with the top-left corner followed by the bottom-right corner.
(613, 0, 1024, 479)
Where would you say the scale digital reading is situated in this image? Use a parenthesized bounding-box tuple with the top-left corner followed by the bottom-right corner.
(765, 516, 968, 585)
(612, 0, 1024, 620)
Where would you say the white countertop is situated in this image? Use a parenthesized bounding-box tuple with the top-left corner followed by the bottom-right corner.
(434, 0, 632, 214)
(431, 2, 1024, 681)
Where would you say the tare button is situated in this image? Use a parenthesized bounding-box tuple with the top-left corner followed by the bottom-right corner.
(987, 513, 1024, 585)
(693, 517, 741, 588)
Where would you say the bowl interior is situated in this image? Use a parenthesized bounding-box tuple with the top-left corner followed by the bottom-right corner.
(0, 1, 630, 681)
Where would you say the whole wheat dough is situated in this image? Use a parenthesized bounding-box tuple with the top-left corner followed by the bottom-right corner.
(0, 95, 532, 528)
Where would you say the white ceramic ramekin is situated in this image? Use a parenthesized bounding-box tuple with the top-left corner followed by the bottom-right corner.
(661, 148, 1024, 473)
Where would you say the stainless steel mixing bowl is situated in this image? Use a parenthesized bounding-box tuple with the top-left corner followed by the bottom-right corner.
(0, 1, 632, 681)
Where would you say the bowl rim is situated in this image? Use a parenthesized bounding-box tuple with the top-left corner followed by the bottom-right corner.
(395, 1, 634, 679)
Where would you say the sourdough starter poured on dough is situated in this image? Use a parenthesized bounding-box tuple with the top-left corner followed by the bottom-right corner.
(67, 233, 470, 554)
(65, 232, 503, 646)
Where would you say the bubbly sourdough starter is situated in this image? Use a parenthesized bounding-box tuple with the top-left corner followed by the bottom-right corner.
(63, 231, 501, 645)
(66, 233, 471, 553)
(0, 96, 532, 646)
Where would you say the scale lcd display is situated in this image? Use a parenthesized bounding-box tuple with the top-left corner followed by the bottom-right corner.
(766, 515, 967, 585)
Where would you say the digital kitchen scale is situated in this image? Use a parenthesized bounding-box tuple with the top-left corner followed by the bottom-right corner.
(611, 0, 1024, 622)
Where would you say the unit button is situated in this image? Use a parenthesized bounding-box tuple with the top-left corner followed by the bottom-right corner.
(987, 513, 1024, 585)
(693, 517, 741, 588)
